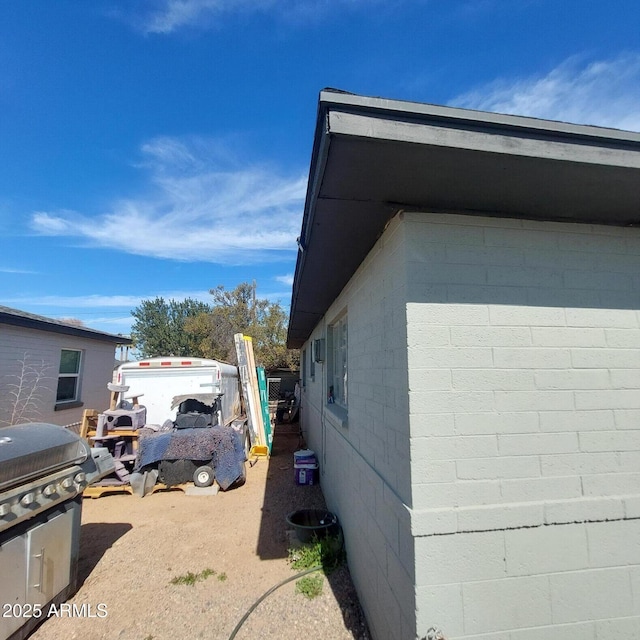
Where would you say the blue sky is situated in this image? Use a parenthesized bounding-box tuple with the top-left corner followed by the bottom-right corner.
(1, 0, 639, 337)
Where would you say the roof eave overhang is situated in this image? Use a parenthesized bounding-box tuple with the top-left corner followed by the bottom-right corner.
(287, 90, 640, 348)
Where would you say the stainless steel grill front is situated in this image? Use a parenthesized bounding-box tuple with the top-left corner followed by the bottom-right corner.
(0, 423, 114, 640)
(0, 423, 89, 493)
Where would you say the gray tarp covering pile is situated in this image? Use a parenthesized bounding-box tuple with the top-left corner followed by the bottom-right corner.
(135, 426, 246, 490)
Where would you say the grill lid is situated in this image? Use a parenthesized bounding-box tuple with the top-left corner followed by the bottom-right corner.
(0, 422, 89, 492)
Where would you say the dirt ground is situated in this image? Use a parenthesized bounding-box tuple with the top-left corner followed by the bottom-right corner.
(28, 423, 370, 640)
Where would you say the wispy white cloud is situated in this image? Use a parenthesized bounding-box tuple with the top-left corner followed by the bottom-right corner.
(30, 137, 306, 265)
(140, 0, 257, 34)
(131, 0, 381, 34)
(84, 315, 135, 327)
(4, 291, 213, 309)
(4, 294, 148, 309)
(451, 53, 640, 132)
(0, 267, 39, 274)
(275, 273, 294, 287)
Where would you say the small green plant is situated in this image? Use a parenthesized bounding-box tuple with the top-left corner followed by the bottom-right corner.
(217, 572, 227, 582)
(171, 571, 198, 586)
(288, 534, 344, 574)
(295, 574, 324, 599)
(288, 541, 322, 570)
(287, 533, 344, 599)
(170, 568, 217, 586)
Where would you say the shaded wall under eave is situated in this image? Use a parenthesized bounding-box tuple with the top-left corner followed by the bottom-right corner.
(299, 212, 416, 640)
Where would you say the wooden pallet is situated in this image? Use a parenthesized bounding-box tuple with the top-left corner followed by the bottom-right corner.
(83, 483, 189, 499)
(80, 408, 99, 440)
(84, 484, 134, 499)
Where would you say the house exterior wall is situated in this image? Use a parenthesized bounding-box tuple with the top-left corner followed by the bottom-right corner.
(0, 324, 116, 427)
(406, 212, 640, 639)
(300, 213, 418, 640)
(302, 210, 640, 640)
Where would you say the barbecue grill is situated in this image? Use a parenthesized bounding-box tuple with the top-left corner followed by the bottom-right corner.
(0, 423, 114, 640)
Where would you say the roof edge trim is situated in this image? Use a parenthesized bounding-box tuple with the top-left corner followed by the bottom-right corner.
(319, 89, 640, 146)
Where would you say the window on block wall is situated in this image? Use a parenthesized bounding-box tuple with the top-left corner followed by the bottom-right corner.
(301, 348, 307, 388)
(328, 313, 347, 408)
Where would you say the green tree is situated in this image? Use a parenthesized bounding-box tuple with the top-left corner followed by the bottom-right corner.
(185, 283, 299, 369)
(130, 297, 212, 358)
(131, 285, 298, 369)
(249, 297, 297, 371)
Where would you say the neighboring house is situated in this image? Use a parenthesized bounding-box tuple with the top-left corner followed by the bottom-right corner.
(0, 306, 131, 427)
(287, 90, 640, 640)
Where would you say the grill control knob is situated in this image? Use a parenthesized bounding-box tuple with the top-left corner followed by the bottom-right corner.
(61, 477, 74, 490)
(20, 493, 36, 506)
(0, 503, 10, 517)
(74, 472, 87, 485)
(43, 484, 58, 497)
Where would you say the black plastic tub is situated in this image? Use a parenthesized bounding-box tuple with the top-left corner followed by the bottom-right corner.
(286, 509, 339, 542)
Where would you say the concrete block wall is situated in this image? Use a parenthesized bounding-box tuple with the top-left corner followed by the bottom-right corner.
(300, 213, 418, 639)
(416, 521, 640, 639)
(406, 212, 640, 638)
(0, 324, 117, 426)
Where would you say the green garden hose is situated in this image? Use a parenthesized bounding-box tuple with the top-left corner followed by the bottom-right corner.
(227, 565, 324, 640)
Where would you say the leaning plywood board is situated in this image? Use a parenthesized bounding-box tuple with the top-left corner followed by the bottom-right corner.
(234, 333, 265, 447)
(256, 366, 272, 452)
(244, 335, 267, 448)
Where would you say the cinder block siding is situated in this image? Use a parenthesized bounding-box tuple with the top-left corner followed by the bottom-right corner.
(416, 521, 640, 639)
(406, 212, 640, 638)
(300, 213, 417, 640)
(0, 324, 116, 426)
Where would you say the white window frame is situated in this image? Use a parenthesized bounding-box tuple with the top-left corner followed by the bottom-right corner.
(56, 348, 83, 405)
(328, 313, 347, 408)
(310, 344, 316, 380)
(301, 348, 307, 388)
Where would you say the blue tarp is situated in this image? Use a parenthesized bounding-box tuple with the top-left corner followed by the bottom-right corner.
(135, 425, 245, 490)
(136, 431, 173, 468)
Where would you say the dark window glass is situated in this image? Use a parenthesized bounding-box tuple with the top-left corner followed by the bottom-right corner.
(59, 349, 81, 374)
(56, 377, 77, 402)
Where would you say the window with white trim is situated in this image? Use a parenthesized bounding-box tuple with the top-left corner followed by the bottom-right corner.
(310, 344, 316, 380)
(328, 314, 347, 407)
(56, 349, 82, 404)
(301, 348, 307, 388)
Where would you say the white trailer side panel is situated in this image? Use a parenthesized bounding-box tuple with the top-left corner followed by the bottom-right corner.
(116, 359, 242, 426)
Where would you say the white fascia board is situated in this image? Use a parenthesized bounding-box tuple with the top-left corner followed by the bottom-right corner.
(327, 110, 640, 169)
(320, 89, 640, 146)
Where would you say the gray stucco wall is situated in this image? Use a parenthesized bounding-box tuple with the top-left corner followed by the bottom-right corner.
(0, 324, 117, 426)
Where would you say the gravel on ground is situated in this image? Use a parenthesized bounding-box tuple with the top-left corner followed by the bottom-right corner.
(28, 424, 371, 640)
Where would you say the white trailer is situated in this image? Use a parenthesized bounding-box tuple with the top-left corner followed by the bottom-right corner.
(115, 357, 243, 427)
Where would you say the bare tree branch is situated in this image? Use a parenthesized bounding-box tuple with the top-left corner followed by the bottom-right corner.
(0, 353, 54, 426)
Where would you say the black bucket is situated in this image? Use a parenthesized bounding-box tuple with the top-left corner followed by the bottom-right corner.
(286, 509, 339, 543)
